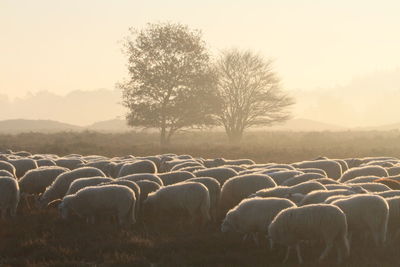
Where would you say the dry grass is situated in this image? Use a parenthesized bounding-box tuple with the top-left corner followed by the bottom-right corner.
(1, 130, 400, 266)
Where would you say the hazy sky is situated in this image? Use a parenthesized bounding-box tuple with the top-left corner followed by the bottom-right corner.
(2, 0, 400, 98)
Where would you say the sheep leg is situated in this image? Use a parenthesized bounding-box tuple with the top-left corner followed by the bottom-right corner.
(295, 244, 303, 264)
(24, 194, 31, 210)
(267, 237, 274, 250)
(318, 242, 333, 262)
(242, 234, 249, 243)
(252, 233, 260, 247)
(283, 246, 292, 263)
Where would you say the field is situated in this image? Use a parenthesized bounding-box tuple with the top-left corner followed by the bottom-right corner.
(1, 130, 400, 266)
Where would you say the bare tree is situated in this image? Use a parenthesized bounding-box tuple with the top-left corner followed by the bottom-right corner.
(118, 22, 218, 146)
(215, 49, 294, 143)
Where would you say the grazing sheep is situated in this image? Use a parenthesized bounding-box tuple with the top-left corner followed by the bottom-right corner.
(0, 170, 14, 178)
(339, 166, 388, 183)
(374, 178, 400, 190)
(170, 161, 203, 171)
(194, 167, 238, 185)
(136, 156, 162, 171)
(251, 186, 290, 198)
(344, 176, 380, 184)
(314, 178, 340, 185)
(346, 182, 391, 193)
(36, 159, 57, 167)
(268, 204, 349, 264)
(344, 158, 363, 169)
(55, 158, 85, 170)
(221, 197, 295, 244)
(287, 180, 326, 195)
(179, 166, 206, 172)
(387, 166, 400, 176)
(8, 158, 38, 178)
(0, 177, 20, 219)
(325, 184, 368, 194)
(299, 189, 357, 206)
(144, 182, 210, 225)
(297, 168, 327, 177)
(385, 196, 400, 240)
(219, 174, 276, 218)
(292, 160, 342, 179)
(118, 160, 157, 177)
(206, 158, 255, 168)
(158, 171, 195, 186)
(0, 161, 16, 177)
(59, 185, 136, 225)
(99, 180, 141, 219)
(160, 159, 197, 172)
(265, 164, 296, 170)
(334, 159, 349, 173)
(119, 173, 163, 186)
(376, 190, 400, 198)
(135, 180, 161, 204)
(332, 194, 389, 246)
(38, 167, 106, 208)
(19, 166, 69, 196)
(65, 177, 114, 195)
(264, 171, 303, 185)
(80, 160, 116, 177)
(186, 177, 221, 222)
(282, 173, 325, 186)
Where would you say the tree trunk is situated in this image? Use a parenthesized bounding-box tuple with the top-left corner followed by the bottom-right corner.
(160, 125, 168, 147)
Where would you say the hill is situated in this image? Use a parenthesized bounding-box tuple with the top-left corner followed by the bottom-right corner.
(268, 118, 347, 131)
(0, 119, 82, 134)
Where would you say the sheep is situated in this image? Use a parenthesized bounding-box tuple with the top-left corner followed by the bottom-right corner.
(136, 156, 162, 171)
(339, 166, 388, 183)
(385, 196, 400, 240)
(346, 182, 391, 193)
(325, 184, 368, 194)
(282, 173, 325, 186)
(344, 176, 380, 184)
(59, 185, 136, 225)
(250, 186, 291, 199)
(179, 166, 206, 172)
(186, 177, 221, 222)
(8, 158, 38, 178)
(158, 171, 195, 186)
(118, 173, 163, 186)
(19, 166, 69, 196)
(263, 171, 303, 185)
(219, 174, 276, 218)
(374, 178, 400, 190)
(268, 204, 349, 264)
(292, 160, 342, 179)
(135, 180, 161, 204)
(221, 197, 295, 244)
(99, 180, 141, 219)
(0, 161, 16, 177)
(206, 158, 255, 168)
(265, 164, 295, 170)
(193, 167, 238, 185)
(387, 166, 400, 176)
(79, 160, 116, 177)
(331, 194, 389, 246)
(118, 160, 157, 177)
(160, 159, 197, 172)
(286, 180, 326, 195)
(55, 158, 85, 170)
(13, 151, 31, 157)
(36, 159, 57, 167)
(170, 161, 203, 172)
(143, 182, 210, 225)
(0, 177, 20, 219)
(299, 189, 358, 206)
(38, 167, 106, 208)
(0, 170, 14, 178)
(334, 159, 349, 173)
(343, 158, 363, 168)
(297, 168, 327, 177)
(376, 190, 400, 198)
(65, 177, 114, 195)
(314, 178, 340, 185)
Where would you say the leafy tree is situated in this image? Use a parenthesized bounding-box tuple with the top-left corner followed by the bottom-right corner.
(215, 49, 294, 143)
(119, 22, 218, 146)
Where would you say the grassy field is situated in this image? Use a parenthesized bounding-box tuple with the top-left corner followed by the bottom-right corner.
(1, 130, 400, 266)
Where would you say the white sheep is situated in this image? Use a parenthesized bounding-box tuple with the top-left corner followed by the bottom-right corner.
(263, 171, 303, 185)
(339, 166, 388, 183)
(59, 185, 136, 225)
(143, 182, 210, 225)
(36, 159, 57, 167)
(219, 174, 276, 218)
(385, 196, 400, 241)
(186, 177, 221, 222)
(38, 167, 106, 208)
(346, 182, 391, 192)
(314, 178, 340, 185)
(282, 173, 325, 186)
(118, 173, 163, 186)
(0, 177, 20, 219)
(55, 158, 85, 170)
(0, 170, 14, 178)
(292, 160, 342, 179)
(296, 168, 327, 177)
(135, 180, 161, 204)
(221, 197, 295, 244)
(8, 158, 38, 178)
(268, 204, 349, 264)
(331, 194, 389, 246)
(65, 177, 114, 195)
(193, 167, 238, 185)
(376, 190, 400, 198)
(118, 160, 157, 177)
(0, 160, 16, 177)
(344, 176, 380, 184)
(299, 189, 357, 206)
(158, 171, 195, 186)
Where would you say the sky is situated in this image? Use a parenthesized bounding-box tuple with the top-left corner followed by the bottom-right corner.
(1, 1, 400, 127)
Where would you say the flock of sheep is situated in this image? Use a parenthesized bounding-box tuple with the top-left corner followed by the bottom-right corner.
(1, 149, 400, 264)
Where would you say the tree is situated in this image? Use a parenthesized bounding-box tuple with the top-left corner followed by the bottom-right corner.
(119, 22, 218, 146)
(215, 49, 294, 143)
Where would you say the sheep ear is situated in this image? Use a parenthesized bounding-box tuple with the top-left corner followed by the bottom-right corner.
(47, 199, 62, 208)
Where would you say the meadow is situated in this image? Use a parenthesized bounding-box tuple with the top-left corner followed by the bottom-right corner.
(1, 130, 400, 266)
